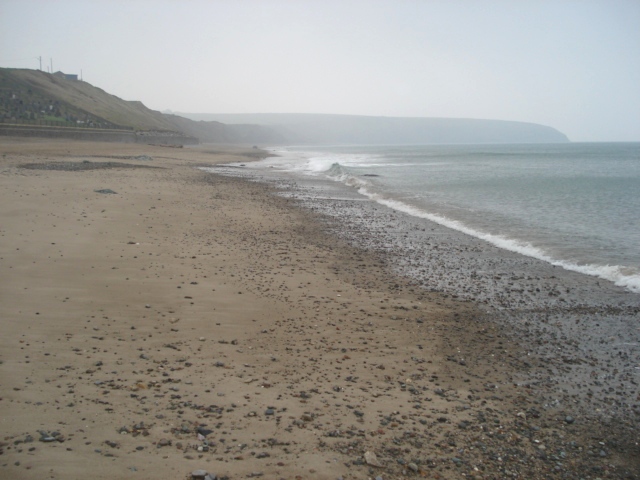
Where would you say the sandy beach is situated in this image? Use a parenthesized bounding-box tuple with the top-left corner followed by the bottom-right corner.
(1, 138, 638, 479)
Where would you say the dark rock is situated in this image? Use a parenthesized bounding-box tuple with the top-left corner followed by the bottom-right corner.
(157, 438, 171, 447)
(197, 426, 213, 436)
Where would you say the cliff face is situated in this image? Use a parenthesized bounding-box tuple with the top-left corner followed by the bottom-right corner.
(180, 113, 570, 145)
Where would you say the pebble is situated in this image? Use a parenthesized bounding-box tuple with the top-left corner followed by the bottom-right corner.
(38, 431, 63, 443)
(197, 426, 213, 436)
(364, 451, 383, 468)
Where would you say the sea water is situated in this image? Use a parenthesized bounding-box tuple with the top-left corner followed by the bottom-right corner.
(252, 143, 640, 293)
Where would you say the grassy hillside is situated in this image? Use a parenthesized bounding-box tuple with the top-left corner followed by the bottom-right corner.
(1, 69, 117, 129)
(1, 68, 176, 131)
(0, 68, 287, 145)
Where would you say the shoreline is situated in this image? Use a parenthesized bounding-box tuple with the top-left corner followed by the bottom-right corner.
(255, 144, 640, 294)
(210, 155, 640, 420)
(210, 153, 640, 470)
(1, 138, 638, 479)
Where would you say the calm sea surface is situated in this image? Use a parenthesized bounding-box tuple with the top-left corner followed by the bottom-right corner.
(255, 143, 640, 292)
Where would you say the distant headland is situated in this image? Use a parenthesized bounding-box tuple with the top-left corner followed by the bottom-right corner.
(1, 68, 569, 145)
(178, 112, 570, 145)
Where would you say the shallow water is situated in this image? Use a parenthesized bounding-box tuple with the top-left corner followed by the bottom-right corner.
(257, 143, 640, 292)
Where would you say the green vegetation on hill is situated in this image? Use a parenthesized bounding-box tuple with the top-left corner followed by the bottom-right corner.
(0, 69, 124, 129)
(0, 68, 176, 131)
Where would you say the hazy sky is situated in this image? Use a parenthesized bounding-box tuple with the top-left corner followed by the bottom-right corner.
(1, 0, 639, 141)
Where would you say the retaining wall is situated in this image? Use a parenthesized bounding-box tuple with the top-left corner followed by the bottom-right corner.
(0, 124, 198, 145)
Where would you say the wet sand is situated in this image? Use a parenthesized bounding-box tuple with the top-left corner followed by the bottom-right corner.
(1, 138, 638, 479)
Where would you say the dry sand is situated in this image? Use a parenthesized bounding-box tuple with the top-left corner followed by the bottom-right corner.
(0, 138, 637, 479)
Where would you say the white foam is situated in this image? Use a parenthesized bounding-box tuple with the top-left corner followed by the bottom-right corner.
(353, 185, 640, 293)
(218, 149, 640, 294)
(307, 156, 343, 172)
(267, 149, 388, 174)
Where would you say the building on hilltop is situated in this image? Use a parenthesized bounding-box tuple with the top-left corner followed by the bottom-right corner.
(53, 71, 78, 81)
